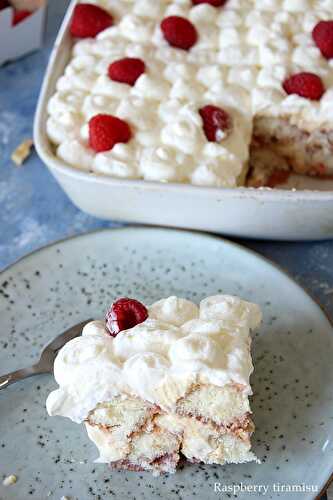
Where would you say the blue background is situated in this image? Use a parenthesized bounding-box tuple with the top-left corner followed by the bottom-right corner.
(0, 1, 332, 497)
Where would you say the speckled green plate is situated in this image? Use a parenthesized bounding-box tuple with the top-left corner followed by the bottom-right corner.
(1, 227, 333, 500)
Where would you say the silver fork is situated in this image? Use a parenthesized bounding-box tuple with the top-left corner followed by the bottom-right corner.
(0, 319, 92, 390)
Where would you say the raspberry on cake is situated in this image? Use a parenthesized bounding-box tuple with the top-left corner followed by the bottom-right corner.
(283, 72, 325, 101)
(192, 0, 227, 5)
(199, 105, 232, 142)
(160, 16, 198, 50)
(108, 58, 146, 86)
(312, 21, 333, 60)
(46, 295, 262, 475)
(70, 3, 113, 38)
(88, 114, 132, 152)
(47, 0, 333, 188)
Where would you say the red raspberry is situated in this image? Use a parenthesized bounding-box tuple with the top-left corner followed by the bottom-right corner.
(12, 9, 31, 26)
(312, 20, 333, 60)
(108, 58, 145, 86)
(161, 16, 198, 50)
(199, 105, 232, 142)
(283, 72, 325, 101)
(70, 3, 113, 39)
(192, 0, 227, 6)
(88, 114, 131, 153)
(105, 298, 149, 337)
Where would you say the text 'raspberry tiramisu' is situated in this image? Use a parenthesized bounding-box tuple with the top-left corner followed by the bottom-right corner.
(46, 295, 262, 475)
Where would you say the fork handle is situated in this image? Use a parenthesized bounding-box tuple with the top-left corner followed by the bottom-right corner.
(0, 365, 44, 391)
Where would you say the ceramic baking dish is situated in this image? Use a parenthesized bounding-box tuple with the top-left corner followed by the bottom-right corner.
(34, 0, 333, 241)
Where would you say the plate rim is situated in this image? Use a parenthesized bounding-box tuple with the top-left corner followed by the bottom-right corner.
(1, 225, 332, 324)
(1, 224, 332, 498)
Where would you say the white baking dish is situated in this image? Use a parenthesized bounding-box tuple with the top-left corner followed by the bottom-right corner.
(34, 0, 333, 241)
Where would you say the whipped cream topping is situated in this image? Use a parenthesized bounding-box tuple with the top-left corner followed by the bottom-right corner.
(46, 295, 262, 423)
(47, 1, 333, 185)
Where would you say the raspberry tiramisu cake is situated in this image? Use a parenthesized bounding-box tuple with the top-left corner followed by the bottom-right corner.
(46, 295, 262, 475)
(46, 0, 333, 188)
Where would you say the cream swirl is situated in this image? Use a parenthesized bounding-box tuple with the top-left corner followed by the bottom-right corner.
(46, 295, 262, 423)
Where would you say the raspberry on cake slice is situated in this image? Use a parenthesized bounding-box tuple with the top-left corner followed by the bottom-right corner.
(46, 295, 261, 474)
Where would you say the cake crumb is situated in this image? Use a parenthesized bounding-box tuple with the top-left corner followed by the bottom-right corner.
(11, 139, 33, 166)
(3, 474, 17, 486)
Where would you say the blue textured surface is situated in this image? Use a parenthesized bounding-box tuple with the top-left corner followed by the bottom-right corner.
(0, 2, 332, 319)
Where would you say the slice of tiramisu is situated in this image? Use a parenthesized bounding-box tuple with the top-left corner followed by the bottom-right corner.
(46, 295, 262, 475)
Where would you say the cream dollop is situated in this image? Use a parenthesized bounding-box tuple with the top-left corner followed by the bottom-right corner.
(46, 295, 262, 422)
(148, 296, 199, 326)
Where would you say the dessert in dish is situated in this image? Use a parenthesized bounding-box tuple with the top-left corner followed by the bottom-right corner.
(46, 295, 262, 475)
(46, 0, 333, 188)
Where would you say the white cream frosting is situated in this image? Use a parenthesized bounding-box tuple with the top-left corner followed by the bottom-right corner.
(47, 1, 333, 185)
(46, 295, 262, 423)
